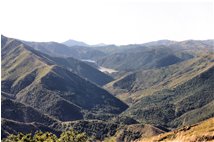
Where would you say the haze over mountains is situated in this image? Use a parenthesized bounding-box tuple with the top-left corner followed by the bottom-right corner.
(1, 35, 214, 141)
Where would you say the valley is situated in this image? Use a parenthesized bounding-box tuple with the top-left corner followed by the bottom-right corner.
(1, 35, 214, 141)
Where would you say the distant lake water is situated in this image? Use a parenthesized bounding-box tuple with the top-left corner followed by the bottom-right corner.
(81, 59, 96, 63)
(81, 59, 117, 74)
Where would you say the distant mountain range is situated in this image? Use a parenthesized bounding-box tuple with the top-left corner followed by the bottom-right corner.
(62, 39, 89, 47)
(24, 41, 106, 60)
(62, 39, 108, 47)
(96, 40, 213, 72)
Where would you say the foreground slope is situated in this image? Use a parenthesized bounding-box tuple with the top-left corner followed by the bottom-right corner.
(105, 124, 166, 142)
(1, 35, 128, 122)
(139, 117, 214, 142)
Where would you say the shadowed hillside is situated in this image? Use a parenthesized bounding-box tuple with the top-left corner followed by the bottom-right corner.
(1, 97, 57, 126)
(1, 97, 61, 138)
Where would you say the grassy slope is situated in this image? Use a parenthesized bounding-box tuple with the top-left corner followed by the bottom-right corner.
(2, 36, 113, 87)
(139, 117, 214, 142)
(1, 36, 84, 121)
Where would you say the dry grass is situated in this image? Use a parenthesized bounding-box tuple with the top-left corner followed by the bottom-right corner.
(138, 117, 214, 142)
(103, 124, 165, 142)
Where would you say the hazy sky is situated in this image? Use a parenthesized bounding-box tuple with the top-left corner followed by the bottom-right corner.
(1, 0, 213, 45)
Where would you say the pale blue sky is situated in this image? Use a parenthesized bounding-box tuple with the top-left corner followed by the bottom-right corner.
(1, 0, 213, 45)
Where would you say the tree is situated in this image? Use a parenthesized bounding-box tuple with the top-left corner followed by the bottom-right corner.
(59, 129, 88, 142)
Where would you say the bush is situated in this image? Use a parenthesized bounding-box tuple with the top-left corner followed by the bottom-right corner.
(2, 129, 88, 142)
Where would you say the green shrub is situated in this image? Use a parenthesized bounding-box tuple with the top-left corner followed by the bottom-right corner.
(2, 129, 88, 142)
